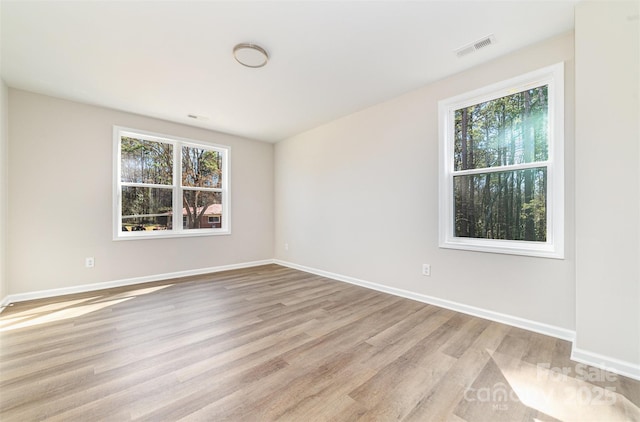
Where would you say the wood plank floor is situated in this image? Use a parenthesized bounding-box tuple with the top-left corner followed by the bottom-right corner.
(1, 264, 638, 421)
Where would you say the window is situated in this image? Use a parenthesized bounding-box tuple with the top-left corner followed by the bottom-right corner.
(438, 63, 564, 258)
(114, 127, 230, 239)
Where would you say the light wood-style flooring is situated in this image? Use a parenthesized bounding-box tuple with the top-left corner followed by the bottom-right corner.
(1, 264, 638, 421)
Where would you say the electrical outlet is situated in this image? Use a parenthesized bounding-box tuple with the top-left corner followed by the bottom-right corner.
(85, 257, 95, 268)
(422, 264, 431, 276)
(284, 243, 289, 251)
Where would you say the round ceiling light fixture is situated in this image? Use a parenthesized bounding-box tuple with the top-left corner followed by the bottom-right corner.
(233, 43, 269, 68)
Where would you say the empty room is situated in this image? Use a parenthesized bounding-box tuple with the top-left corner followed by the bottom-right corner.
(0, 0, 638, 420)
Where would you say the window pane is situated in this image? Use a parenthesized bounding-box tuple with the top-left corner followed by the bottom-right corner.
(121, 186, 173, 231)
(121, 137, 173, 184)
(182, 190, 222, 230)
(182, 146, 222, 188)
(454, 86, 548, 170)
(454, 167, 547, 241)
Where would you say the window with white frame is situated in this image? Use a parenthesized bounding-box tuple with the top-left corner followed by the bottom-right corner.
(438, 63, 564, 258)
(114, 127, 230, 239)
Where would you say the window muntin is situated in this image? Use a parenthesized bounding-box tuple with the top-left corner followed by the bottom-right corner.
(439, 63, 564, 258)
(114, 127, 230, 239)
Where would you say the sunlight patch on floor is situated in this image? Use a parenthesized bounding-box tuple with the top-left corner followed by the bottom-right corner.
(106, 284, 174, 300)
(0, 284, 175, 332)
(0, 298, 135, 332)
(2, 297, 100, 319)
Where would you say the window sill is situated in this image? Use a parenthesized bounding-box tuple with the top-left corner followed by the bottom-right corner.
(440, 238, 564, 259)
(113, 229, 231, 241)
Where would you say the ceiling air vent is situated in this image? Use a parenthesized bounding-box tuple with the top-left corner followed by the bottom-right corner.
(455, 34, 496, 58)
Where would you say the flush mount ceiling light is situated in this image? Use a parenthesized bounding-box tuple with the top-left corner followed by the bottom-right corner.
(233, 43, 269, 68)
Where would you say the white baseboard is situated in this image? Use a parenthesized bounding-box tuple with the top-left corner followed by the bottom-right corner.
(0, 295, 12, 311)
(571, 347, 640, 381)
(274, 259, 575, 342)
(0, 259, 275, 311)
(275, 260, 640, 381)
(3, 258, 637, 382)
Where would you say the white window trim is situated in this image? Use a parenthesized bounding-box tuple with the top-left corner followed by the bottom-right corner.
(113, 126, 231, 240)
(438, 63, 564, 259)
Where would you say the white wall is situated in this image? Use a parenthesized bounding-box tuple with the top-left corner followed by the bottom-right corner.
(7, 89, 274, 295)
(275, 33, 576, 331)
(0, 80, 8, 303)
(574, 1, 639, 369)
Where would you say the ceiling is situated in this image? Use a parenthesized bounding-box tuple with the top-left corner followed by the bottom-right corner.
(0, 0, 578, 143)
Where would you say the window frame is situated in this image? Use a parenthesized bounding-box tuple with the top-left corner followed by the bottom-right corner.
(113, 126, 230, 240)
(438, 63, 564, 259)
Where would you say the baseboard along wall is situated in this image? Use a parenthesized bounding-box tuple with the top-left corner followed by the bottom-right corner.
(2, 258, 638, 381)
(274, 259, 639, 381)
(0, 259, 274, 311)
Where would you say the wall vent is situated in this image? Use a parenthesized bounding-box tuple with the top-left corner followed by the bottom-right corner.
(455, 34, 496, 58)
